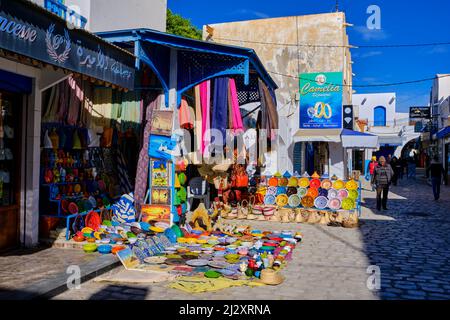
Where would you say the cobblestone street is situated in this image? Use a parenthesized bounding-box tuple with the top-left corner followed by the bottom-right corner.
(51, 175, 450, 300)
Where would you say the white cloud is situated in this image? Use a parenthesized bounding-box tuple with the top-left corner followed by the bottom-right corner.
(426, 46, 449, 55)
(353, 26, 390, 41)
(360, 50, 383, 58)
(232, 9, 270, 19)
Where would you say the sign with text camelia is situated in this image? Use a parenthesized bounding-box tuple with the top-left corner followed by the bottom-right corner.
(299, 72, 343, 129)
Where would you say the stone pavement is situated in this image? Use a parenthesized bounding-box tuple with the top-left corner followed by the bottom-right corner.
(50, 176, 450, 300)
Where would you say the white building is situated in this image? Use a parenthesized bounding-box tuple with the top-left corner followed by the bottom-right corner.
(352, 93, 420, 167)
(31, 0, 167, 32)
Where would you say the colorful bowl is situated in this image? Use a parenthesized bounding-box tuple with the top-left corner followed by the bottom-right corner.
(278, 177, 288, 187)
(333, 180, 345, 190)
(276, 194, 289, 207)
(328, 189, 339, 199)
(286, 187, 298, 197)
(277, 187, 287, 195)
(321, 179, 333, 190)
(98, 244, 112, 254)
(288, 194, 301, 207)
(306, 188, 319, 199)
(301, 196, 315, 208)
(267, 187, 277, 196)
(264, 195, 276, 205)
(298, 178, 310, 188)
(314, 196, 329, 210)
(328, 198, 342, 210)
(338, 189, 349, 199)
(297, 188, 307, 197)
(348, 190, 359, 200)
(318, 188, 329, 197)
(342, 198, 356, 210)
(310, 179, 321, 189)
(288, 177, 298, 187)
(346, 180, 358, 191)
(268, 177, 278, 187)
(83, 243, 97, 253)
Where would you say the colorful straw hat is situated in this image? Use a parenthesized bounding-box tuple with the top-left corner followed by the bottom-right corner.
(310, 179, 321, 189)
(333, 180, 345, 190)
(321, 179, 333, 190)
(276, 194, 289, 207)
(306, 188, 319, 199)
(314, 196, 329, 210)
(346, 180, 358, 191)
(301, 196, 314, 208)
(298, 177, 310, 188)
(328, 198, 342, 210)
(258, 269, 284, 285)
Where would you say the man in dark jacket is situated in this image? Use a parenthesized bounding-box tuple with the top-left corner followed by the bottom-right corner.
(427, 156, 447, 200)
(371, 156, 395, 211)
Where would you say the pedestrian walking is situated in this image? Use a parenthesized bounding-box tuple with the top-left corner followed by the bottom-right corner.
(369, 156, 378, 191)
(426, 156, 447, 200)
(392, 157, 403, 186)
(407, 156, 416, 179)
(371, 156, 394, 211)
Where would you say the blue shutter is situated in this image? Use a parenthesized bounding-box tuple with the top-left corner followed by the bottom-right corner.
(374, 106, 386, 127)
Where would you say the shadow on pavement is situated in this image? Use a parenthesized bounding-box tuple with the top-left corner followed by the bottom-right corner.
(88, 285, 149, 300)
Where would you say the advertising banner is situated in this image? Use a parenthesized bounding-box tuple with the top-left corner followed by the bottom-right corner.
(299, 72, 343, 129)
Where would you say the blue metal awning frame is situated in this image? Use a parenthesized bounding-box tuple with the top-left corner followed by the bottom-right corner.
(96, 28, 278, 106)
(436, 126, 450, 139)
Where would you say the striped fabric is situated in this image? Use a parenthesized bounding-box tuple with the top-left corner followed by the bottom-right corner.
(111, 192, 136, 224)
(117, 149, 133, 194)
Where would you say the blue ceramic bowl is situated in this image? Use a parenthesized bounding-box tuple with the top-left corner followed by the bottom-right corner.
(164, 228, 178, 244)
(98, 244, 112, 254)
(139, 222, 151, 231)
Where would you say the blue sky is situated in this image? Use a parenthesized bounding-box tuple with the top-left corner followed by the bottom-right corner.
(168, 0, 450, 113)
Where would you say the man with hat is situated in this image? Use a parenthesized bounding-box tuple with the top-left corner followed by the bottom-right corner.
(371, 156, 394, 211)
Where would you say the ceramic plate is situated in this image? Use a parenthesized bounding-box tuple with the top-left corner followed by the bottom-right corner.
(314, 196, 329, 210)
(328, 189, 339, 199)
(267, 187, 277, 196)
(208, 261, 230, 269)
(342, 198, 356, 210)
(297, 188, 307, 197)
(264, 195, 276, 205)
(321, 179, 333, 190)
(328, 198, 342, 210)
(288, 194, 301, 207)
(276, 194, 289, 207)
(338, 189, 349, 199)
(186, 259, 209, 267)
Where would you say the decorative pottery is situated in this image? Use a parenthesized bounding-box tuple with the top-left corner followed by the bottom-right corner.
(333, 180, 345, 190)
(267, 187, 277, 196)
(276, 187, 287, 195)
(276, 194, 289, 207)
(288, 177, 298, 187)
(83, 243, 97, 253)
(338, 189, 349, 200)
(286, 187, 298, 197)
(268, 177, 278, 187)
(298, 177, 310, 188)
(318, 188, 329, 198)
(264, 195, 276, 205)
(328, 198, 342, 210)
(306, 188, 319, 199)
(314, 196, 329, 210)
(321, 179, 333, 190)
(348, 190, 359, 200)
(301, 196, 314, 208)
(328, 189, 339, 199)
(310, 179, 321, 189)
(186, 259, 209, 267)
(342, 198, 356, 210)
(278, 177, 288, 187)
(288, 195, 301, 207)
(346, 180, 358, 191)
(297, 188, 307, 197)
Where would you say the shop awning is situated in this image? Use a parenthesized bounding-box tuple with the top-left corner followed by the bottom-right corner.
(341, 129, 379, 149)
(436, 126, 450, 139)
(0, 0, 135, 89)
(377, 135, 403, 147)
(292, 129, 342, 143)
(97, 29, 278, 106)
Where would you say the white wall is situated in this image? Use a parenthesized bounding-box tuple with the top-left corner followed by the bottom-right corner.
(353, 92, 396, 127)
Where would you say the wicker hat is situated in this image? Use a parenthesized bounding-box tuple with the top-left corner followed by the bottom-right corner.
(258, 269, 284, 285)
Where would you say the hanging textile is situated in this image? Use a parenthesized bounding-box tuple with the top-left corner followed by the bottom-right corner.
(42, 84, 60, 123)
(212, 77, 228, 147)
(92, 88, 113, 128)
(228, 78, 244, 135)
(199, 80, 211, 156)
(120, 91, 141, 133)
(179, 97, 194, 130)
(117, 148, 133, 194)
(67, 76, 83, 126)
(134, 93, 163, 211)
(79, 80, 93, 128)
(56, 80, 70, 123)
(193, 85, 203, 163)
(258, 79, 278, 141)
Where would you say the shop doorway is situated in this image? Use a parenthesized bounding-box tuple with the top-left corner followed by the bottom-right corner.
(0, 91, 23, 251)
(305, 142, 329, 176)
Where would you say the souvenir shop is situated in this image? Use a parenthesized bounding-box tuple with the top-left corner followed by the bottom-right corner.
(0, 0, 136, 250)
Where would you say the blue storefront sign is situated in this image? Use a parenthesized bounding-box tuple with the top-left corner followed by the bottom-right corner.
(299, 72, 343, 129)
(0, 0, 135, 89)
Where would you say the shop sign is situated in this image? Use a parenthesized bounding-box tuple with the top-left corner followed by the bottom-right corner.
(0, 0, 135, 89)
(299, 72, 343, 129)
(409, 107, 431, 119)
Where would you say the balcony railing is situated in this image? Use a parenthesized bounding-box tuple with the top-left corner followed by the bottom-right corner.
(44, 0, 88, 29)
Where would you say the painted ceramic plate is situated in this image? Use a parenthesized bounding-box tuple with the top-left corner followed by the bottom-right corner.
(346, 180, 358, 191)
(306, 188, 319, 199)
(297, 188, 307, 197)
(328, 198, 342, 210)
(321, 179, 333, 190)
(276, 194, 289, 207)
(310, 179, 321, 189)
(318, 188, 329, 198)
(348, 190, 359, 200)
(278, 177, 288, 187)
(288, 177, 298, 187)
(342, 198, 356, 210)
(165, 258, 185, 265)
(268, 177, 278, 187)
(314, 196, 329, 210)
(338, 189, 349, 199)
(267, 187, 277, 196)
(298, 178, 310, 188)
(208, 261, 230, 269)
(264, 195, 276, 206)
(186, 259, 209, 267)
(218, 269, 236, 276)
(288, 194, 301, 207)
(301, 196, 315, 208)
(155, 222, 170, 230)
(333, 180, 345, 190)
(277, 187, 287, 195)
(328, 189, 339, 199)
